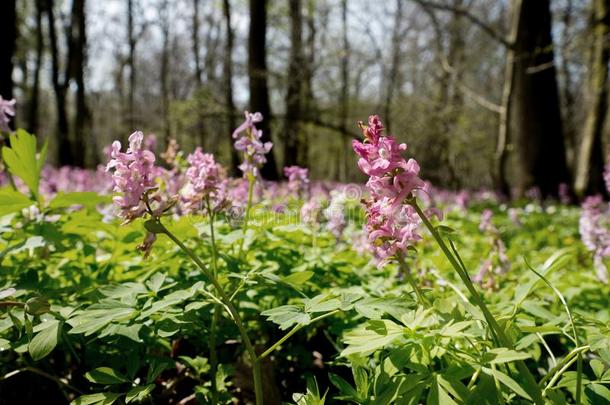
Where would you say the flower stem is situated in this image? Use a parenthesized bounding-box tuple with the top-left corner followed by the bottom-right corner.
(206, 200, 220, 405)
(237, 174, 255, 260)
(157, 220, 264, 405)
(396, 252, 430, 308)
(410, 200, 544, 405)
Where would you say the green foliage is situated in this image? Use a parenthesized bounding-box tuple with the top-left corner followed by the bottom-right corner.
(1, 130, 47, 199)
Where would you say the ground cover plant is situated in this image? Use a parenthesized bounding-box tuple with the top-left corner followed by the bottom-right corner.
(0, 110, 609, 404)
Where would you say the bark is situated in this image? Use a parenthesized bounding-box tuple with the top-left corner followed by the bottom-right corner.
(46, 0, 72, 165)
(28, 0, 44, 135)
(495, 0, 522, 196)
(574, 0, 610, 197)
(192, 0, 205, 147)
(383, 0, 404, 133)
(160, 0, 171, 147)
(223, 0, 239, 176)
(127, 0, 136, 134)
(283, 0, 304, 167)
(300, 0, 316, 167)
(69, 0, 89, 167)
(0, 0, 16, 110)
(338, 0, 349, 181)
(512, 0, 570, 197)
(248, 0, 278, 179)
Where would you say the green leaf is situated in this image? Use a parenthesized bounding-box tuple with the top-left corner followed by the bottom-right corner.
(48, 192, 110, 210)
(28, 319, 60, 361)
(482, 348, 531, 365)
(328, 373, 359, 401)
(591, 359, 605, 380)
(70, 392, 122, 405)
(125, 384, 155, 403)
(261, 305, 310, 330)
(482, 367, 531, 401)
(85, 367, 129, 385)
(341, 320, 404, 356)
(2, 130, 46, 198)
(282, 271, 314, 286)
(0, 187, 33, 216)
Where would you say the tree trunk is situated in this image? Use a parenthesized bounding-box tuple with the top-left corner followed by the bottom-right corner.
(512, 0, 570, 197)
(160, 0, 171, 148)
(299, 0, 316, 168)
(338, 0, 349, 182)
(192, 0, 205, 148)
(0, 0, 16, 116)
(46, 0, 72, 165)
(223, 0, 239, 176)
(383, 0, 403, 134)
(574, 0, 610, 197)
(283, 0, 304, 168)
(28, 0, 44, 135)
(126, 0, 136, 135)
(248, 0, 278, 179)
(495, 0, 522, 196)
(70, 0, 89, 167)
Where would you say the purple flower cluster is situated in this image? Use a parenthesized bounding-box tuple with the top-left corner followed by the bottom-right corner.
(353, 115, 425, 263)
(232, 112, 273, 178)
(579, 195, 610, 283)
(284, 165, 309, 196)
(0, 96, 16, 133)
(106, 131, 159, 222)
(182, 147, 227, 213)
(324, 189, 347, 239)
(474, 209, 510, 288)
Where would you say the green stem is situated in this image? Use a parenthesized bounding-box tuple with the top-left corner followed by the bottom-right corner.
(396, 252, 430, 308)
(158, 221, 264, 405)
(206, 200, 220, 405)
(258, 310, 340, 361)
(237, 174, 255, 260)
(410, 200, 544, 405)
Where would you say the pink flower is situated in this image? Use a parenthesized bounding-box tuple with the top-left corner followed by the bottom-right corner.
(284, 166, 309, 196)
(579, 195, 610, 283)
(233, 111, 273, 178)
(106, 131, 158, 222)
(181, 147, 227, 213)
(479, 209, 494, 232)
(352, 115, 424, 264)
(0, 96, 16, 133)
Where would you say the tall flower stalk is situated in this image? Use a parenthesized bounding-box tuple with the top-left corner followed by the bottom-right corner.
(232, 111, 272, 259)
(353, 116, 544, 404)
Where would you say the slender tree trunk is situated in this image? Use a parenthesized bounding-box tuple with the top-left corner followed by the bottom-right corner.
(574, 0, 610, 197)
(0, 0, 16, 123)
(383, 0, 403, 133)
(248, 0, 278, 179)
(560, 0, 577, 169)
(300, 0, 316, 168)
(283, 0, 304, 168)
(127, 0, 136, 135)
(512, 0, 570, 197)
(28, 0, 44, 135)
(223, 0, 239, 176)
(160, 0, 171, 147)
(70, 0, 89, 167)
(46, 0, 72, 165)
(192, 0, 205, 148)
(495, 0, 522, 196)
(339, 0, 349, 181)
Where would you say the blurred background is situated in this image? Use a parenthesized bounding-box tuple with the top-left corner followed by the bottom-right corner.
(0, 0, 608, 198)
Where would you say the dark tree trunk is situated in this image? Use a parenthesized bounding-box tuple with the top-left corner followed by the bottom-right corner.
(338, 0, 349, 181)
(248, 0, 278, 179)
(512, 0, 570, 197)
(574, 0, 610, 197)
(0, 0, 16, 121)
(192, 0, 205, 148)
(69, 0, 89, 167)
(46, 0, 72, 165)
(160, 0, 171, 147)
(28, 0, 44, 135)
(300, 0, 316, 168)
(126, 0, 136, 136)
(283, 0, 304, 168)
(383, 0, 403, 133)
(223, 0, 240, 176)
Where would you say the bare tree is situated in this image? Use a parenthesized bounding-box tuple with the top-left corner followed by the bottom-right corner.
(574, 0, 610, 196)
(338, 0, 349, 181)
(248, 0, 278, 179)
(0, 0, 17, 125)
(192, 0, 205, 147)
(126, 0, 137, 135)
(28, 0, 44, 135)
(383, 0, 404, 133)
(283, 0, 304, 167)
(159, 0, 171, 147)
